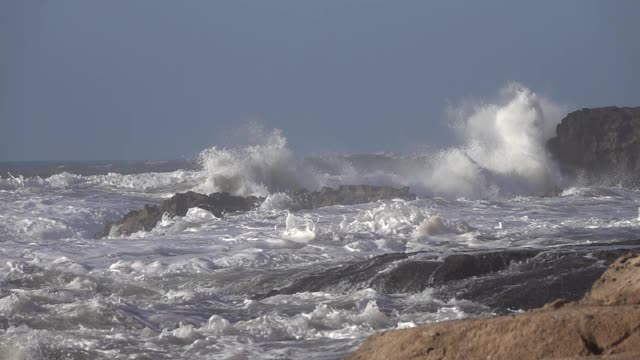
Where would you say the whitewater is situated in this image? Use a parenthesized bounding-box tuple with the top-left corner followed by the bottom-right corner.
(1, 85, 639, 359)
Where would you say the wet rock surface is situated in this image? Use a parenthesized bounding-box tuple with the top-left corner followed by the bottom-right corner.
(253, 252, 420, 299)
(547, 106, 640, 182)
(256, 243, 640, 313)
(440, 249, 626, 311)
(96, 191, 263, 237)
(348, 252, 640, 360)
(97, 185, 415, 238)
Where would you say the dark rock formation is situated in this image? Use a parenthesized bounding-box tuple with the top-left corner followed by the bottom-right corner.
(547, 106, 640, 182)
(253, 252, 420, 299)
(97, 185, 415, 238)
(438, 249, 629, 311)
(96, 191, 263, 238)
(347, 252, 640, 360)
(429, 251, 538, 283)
(255, 251, 540, 301)
(288, 185, 415, 210)
(255, 244, 640, 312)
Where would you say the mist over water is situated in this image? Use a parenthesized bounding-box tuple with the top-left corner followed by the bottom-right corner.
(193, 84, 567, 199)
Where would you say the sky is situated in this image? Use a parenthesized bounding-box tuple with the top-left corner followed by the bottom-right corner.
(1, 1, 639, 161)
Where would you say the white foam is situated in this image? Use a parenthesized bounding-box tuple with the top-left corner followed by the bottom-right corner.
(282, 213, 317, 243)
(413, 215, 472, 237)
(425, 84, 565, 198)
(340, 200, 429, 236)
(196, 126, 319, 197)
(148, 208, 220, 236)
(259, 192, 295, 212)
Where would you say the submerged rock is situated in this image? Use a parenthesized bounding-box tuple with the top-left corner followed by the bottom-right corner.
(97, 185, 414, 238)
(547, 106, 640, 183)
(348, 252, 640, 360)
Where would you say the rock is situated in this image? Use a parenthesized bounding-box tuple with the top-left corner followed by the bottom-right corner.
(440, 249, 633, 311)
(348, 305, 640, 360)
(347, 251, 640, 360)
(429, 251, 538, 283)
(96, 191, 263, 238)
(582, 253, 640, 306)
(254, 248, 635, 312)
(104, 204, 164, 237)
(547, 106, 640, 183)
(97, 185, 414, 238)
(289, 185, 415, 210)
(251, 253, 418, 299)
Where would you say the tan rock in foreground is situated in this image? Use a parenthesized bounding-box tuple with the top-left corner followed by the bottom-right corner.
(582, 253, 640, 306)
(347, 253, 640, 360)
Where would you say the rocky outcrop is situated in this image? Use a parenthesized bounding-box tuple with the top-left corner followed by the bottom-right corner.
(96, 191, 263, 237)
(547, 106, 640, 182)
(254, 246, 636, 312)
(97, 185, 415, 238)
(255, 251, 541, 300)
(348, 252, 640, 360)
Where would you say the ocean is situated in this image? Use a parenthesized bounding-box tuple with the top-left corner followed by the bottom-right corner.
(1, 86, 638, 359)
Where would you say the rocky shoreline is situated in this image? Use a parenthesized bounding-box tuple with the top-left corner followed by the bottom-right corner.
(92, 106, 640, 358)
(347, 252, 640, 360)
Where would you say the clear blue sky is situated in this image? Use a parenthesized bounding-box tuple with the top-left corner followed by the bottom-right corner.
(1, 1, 638, 161)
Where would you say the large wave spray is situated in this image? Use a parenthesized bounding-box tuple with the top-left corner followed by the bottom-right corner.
(195, 125, 320, 197)
(424, 83, 566, 197)
(191, 83, 566, 199)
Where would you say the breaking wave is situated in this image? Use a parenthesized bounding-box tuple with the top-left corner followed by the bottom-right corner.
(195, 126, 320, 197)
(425, 83, 566, 198)
(192, 83, 567, 199)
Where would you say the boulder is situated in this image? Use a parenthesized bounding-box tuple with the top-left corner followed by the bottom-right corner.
(347, 252, 640, 360)
(106, 204, 163, 237)
(547, 106, 640, 182)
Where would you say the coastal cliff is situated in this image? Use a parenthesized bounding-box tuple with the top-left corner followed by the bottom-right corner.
(548, 106, 640, 183)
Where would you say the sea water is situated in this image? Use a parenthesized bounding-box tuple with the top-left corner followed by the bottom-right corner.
(1, 84, 637, 359)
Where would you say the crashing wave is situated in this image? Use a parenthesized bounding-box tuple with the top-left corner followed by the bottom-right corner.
(195, 127, 320, 197)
